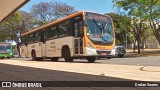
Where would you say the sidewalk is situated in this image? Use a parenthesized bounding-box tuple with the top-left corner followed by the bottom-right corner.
(126, 48, 160, 53)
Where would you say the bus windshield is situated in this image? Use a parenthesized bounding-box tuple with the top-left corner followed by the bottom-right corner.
(0, 46, 12, 52)
(85, 12, 114, 45)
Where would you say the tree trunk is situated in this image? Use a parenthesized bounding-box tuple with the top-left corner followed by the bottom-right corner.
(137, 38, 141, 54)
(17, 42, 20, 58)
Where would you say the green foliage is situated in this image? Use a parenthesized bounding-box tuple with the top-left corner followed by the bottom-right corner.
(113, 0, 160, 45)
(0, 12, 22, 42)
(113, 0, 153, 53)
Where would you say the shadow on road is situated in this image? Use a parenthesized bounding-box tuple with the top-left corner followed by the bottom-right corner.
(0, 63, 159, 90)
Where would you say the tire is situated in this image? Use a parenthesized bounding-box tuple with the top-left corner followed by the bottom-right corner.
(87, 57, 96, 63)
(31, 51, 37, 60)
(51, 57, 59, 62)
(107, 57, 111, 59)
(7, 57, 10, 59)
(62, 47, 73, 62)
(118, 54, 124, 58)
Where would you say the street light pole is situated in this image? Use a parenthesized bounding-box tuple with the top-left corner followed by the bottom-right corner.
(126, 33, 127, 49)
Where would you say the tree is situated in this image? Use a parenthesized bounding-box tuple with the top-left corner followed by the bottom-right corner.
(19, 10, 46, 31)
(18, 10, 34, 31)
(50, 1, 76, 19)
(141, 29, 153, 49)
(0, 23, 9, 42)
(0, 12, 22, 43)
(113, 0, 149, 54)
(30, 1, 76, 23)
(147, 0, 160, 45)
(30, 2, 53, 23)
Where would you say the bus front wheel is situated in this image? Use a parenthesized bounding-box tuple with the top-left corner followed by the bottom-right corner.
(62, 47, 73, 62)
(87, 57, 96, 63)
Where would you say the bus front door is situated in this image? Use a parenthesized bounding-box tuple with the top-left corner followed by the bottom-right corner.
(74, 22, 83, 55)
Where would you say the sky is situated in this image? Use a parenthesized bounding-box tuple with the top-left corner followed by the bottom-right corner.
(20, 0, 116, 14)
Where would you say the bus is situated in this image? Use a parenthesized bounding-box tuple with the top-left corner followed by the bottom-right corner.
(0, 43, 13, 59)
(20, 11, 115, 62)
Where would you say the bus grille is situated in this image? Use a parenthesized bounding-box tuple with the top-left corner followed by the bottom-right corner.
(96, 50, 111, 55)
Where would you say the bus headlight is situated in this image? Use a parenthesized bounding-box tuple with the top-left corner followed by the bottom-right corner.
(9, 53, 12, 55)
(87, 42, 94, 49)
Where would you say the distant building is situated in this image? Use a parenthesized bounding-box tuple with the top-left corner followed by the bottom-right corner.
(144, 35, 160, 49)
(129, 18, 160, 49)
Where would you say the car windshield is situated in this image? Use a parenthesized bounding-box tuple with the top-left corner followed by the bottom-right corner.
(85, 12, 114, 45)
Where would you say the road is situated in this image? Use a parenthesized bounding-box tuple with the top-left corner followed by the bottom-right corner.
(96, 56, 160, 66)
(0, 56, 159, 90)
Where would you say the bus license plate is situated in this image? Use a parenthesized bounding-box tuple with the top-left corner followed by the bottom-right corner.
(102, 53, 107, 55)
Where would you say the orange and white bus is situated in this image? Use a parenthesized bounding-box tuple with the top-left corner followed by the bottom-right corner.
(20, 11, 115, 62)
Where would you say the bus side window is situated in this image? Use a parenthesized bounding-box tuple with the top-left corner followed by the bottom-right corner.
(35, 32, 40, 42)
(73, 15, 83, 37)
(25, 36, 28, 45)
(21, 37, 25, 45)
(44, 28, 50, 41)
(74, 21, 84, 37)
(40, 31, 45, 43)
(74, 23, 78, 37)
(50, 26, 58, 38)
(79, 21, 84, 37)
(59, 20, 70, 36)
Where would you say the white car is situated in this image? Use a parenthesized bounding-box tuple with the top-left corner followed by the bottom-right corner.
(13, 52, 19, 58)
(110, 46, 126, 58)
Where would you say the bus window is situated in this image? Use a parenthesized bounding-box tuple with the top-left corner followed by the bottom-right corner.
(74, 21, 84, 37)
(21, 37, 26, 45)
(44, 28, 50, 40)
(73, 15, 83, 37)
(78, 21, 84, 37)
(26, 35, 28, 45)
(59, 20, 70, 36)
(74, 23, 78, 37)
(40, 31, 45, 43)
(35, 32, 40, 42)
(50, 26, 58, 38)
(28, 34, 35, 43)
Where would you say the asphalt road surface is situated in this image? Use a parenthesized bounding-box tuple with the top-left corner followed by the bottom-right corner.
(95, 56, 160, 66)
(11, 56, 160, 66)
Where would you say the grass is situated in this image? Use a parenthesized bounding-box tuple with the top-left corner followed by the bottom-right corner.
(126, 50, 160, 57)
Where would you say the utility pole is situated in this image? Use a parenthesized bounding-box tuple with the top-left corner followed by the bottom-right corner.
(126, 33, 127, 49)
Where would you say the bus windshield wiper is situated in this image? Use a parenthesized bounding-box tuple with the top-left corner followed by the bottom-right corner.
(93, 19, 104, 36)
(93, 19, 102, 32)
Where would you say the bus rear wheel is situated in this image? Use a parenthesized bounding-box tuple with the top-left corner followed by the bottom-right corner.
(62, 47, 73, 62)
(87, 57, 96, 63)
(31, 51, 37, 60)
